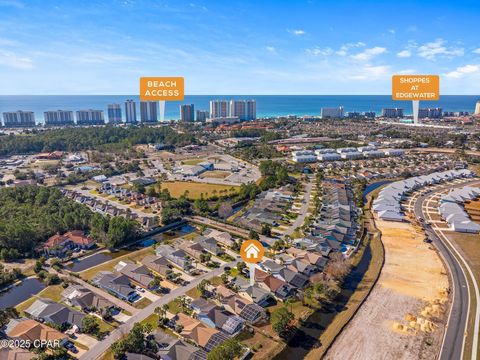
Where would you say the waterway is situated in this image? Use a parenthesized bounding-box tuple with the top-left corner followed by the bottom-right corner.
(274, 180, 387, 360)
(66, 224, 196, 272)
(0, 278, 45, 309)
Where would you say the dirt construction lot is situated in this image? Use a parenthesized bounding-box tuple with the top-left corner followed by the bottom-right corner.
(325, 220, 450, 360)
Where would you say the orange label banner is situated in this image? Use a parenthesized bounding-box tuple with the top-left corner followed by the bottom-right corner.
(140, 77, 184, 101)
(392, 75, 439, 101)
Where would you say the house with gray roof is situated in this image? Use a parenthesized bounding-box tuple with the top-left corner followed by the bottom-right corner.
(61, 285, 114, 312)
(92, 271, 138, 302)
(25, 298, 85, 331)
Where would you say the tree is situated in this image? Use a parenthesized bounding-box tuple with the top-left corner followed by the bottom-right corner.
(218, 202, 233, 219)
(236, 261, 246, 274)
(271, 307, 293, 337)
(82, 315, 100, 336)
(324, 252, 351, 282)
(261, 224, 272, 237)
(249, 230, 259, 240)
(200, 252, 212, 263)
(207, 338, 243, 360)
(197, 279, 211, 298)
(0, 307, 18, 327)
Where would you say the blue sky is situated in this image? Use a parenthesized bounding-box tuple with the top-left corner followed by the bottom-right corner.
(0, 0, 479, 95)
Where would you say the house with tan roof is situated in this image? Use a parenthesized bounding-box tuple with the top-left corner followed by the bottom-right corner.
(173, 313, 228, 352)
(0, 347, 34, 360)
(5, 318, 67, 343)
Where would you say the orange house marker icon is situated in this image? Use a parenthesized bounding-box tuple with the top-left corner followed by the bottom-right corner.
(240, 240, 264, 264)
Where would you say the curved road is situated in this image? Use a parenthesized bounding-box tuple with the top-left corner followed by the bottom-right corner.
(413, 183, 475, 360)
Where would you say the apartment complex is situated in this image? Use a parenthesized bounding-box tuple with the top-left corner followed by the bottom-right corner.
(107, 103, 122, 123)
(2, 110, 36, 127)
(76, 109, 105, 125)
(381, 108, 404, 118)
(419, 107, 442, 119)
(124, 99, 137, 123)
(140, 101, 158, 122)
(320, 106, 344, 119)
(209, 99, 256, 120)
(196, 109, 209, 122)
(44, 110, 74, 126)
(210, 100, 229, 118)
(180, 104, 195, 122)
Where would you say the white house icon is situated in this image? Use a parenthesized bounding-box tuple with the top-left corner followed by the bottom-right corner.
(245, 243, 260, 259)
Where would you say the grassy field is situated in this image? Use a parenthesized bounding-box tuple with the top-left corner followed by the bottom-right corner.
(79, 247, 155, 281)
(133, 297, 152, 309)
(159, 181, 239, 199)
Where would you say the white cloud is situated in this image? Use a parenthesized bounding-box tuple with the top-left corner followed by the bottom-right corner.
(397, 50, 411, 58)
(348, 65, 390, 80)
(335, 42, 365, 56)
(305, 46, 333, 56)
(473, 48, 480, 54)
(288, 29, 306, 36)
(417, 39, 464, 60)
(350, 47, 387, 61)
(265, 46, 276, 54)
(444, 64, 480, 78)
(388, 29, 396, 35)
(0, 49, 33, 69)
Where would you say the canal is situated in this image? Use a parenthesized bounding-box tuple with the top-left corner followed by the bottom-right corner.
(67, 224, 196, 272)
(0, 278, 45, 309)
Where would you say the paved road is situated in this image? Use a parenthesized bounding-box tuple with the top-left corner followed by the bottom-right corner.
(283, 177, 313, 238)
(413, 180, 479, 360)
(79, 258, 239, 360)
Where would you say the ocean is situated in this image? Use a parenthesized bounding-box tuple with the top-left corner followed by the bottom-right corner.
(0, 95, 478, 123)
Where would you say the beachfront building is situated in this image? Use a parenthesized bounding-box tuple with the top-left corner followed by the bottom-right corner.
(180, 104, 195, 122)
(2, 111, 36, 127)
(44, 110, 74, 126)
(210, 100, 229, 118)
(320, 106, 344, 119)
(76, 109, 105, 125)
(230, 99, 256, 120)
(108, 104, 122, 123)
(381, 108, 404, 118)
(140, 101, 158, 122)
(125, 99, 137, 123)
(196, 109, 209, 122)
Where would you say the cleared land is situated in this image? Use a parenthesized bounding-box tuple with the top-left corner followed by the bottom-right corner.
(199, 170, 230, 179)
(325, 219, 449, 360)
(159, 181, 239, 199)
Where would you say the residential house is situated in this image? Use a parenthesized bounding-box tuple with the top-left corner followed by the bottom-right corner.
(92, 271, 138, 302)
(225, 295, 267, 324)
(61, 285, 114, 312)
(196, 236, 222, 256)
(156, 245, 193, 271)
(43, 230, 95, 256)
(115, 261, 155, 290)
(24, 298, 85, 331)
(0, 347, 34, 360)
(153, 331, 207, 360)
(202, 229, 235, 248)
(5, 318, 67, 344)
(190, 298, 244, 336)
(278, 268, 309, 289)
(173, 313, 228, 352)
(141, 255, 172, 276)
